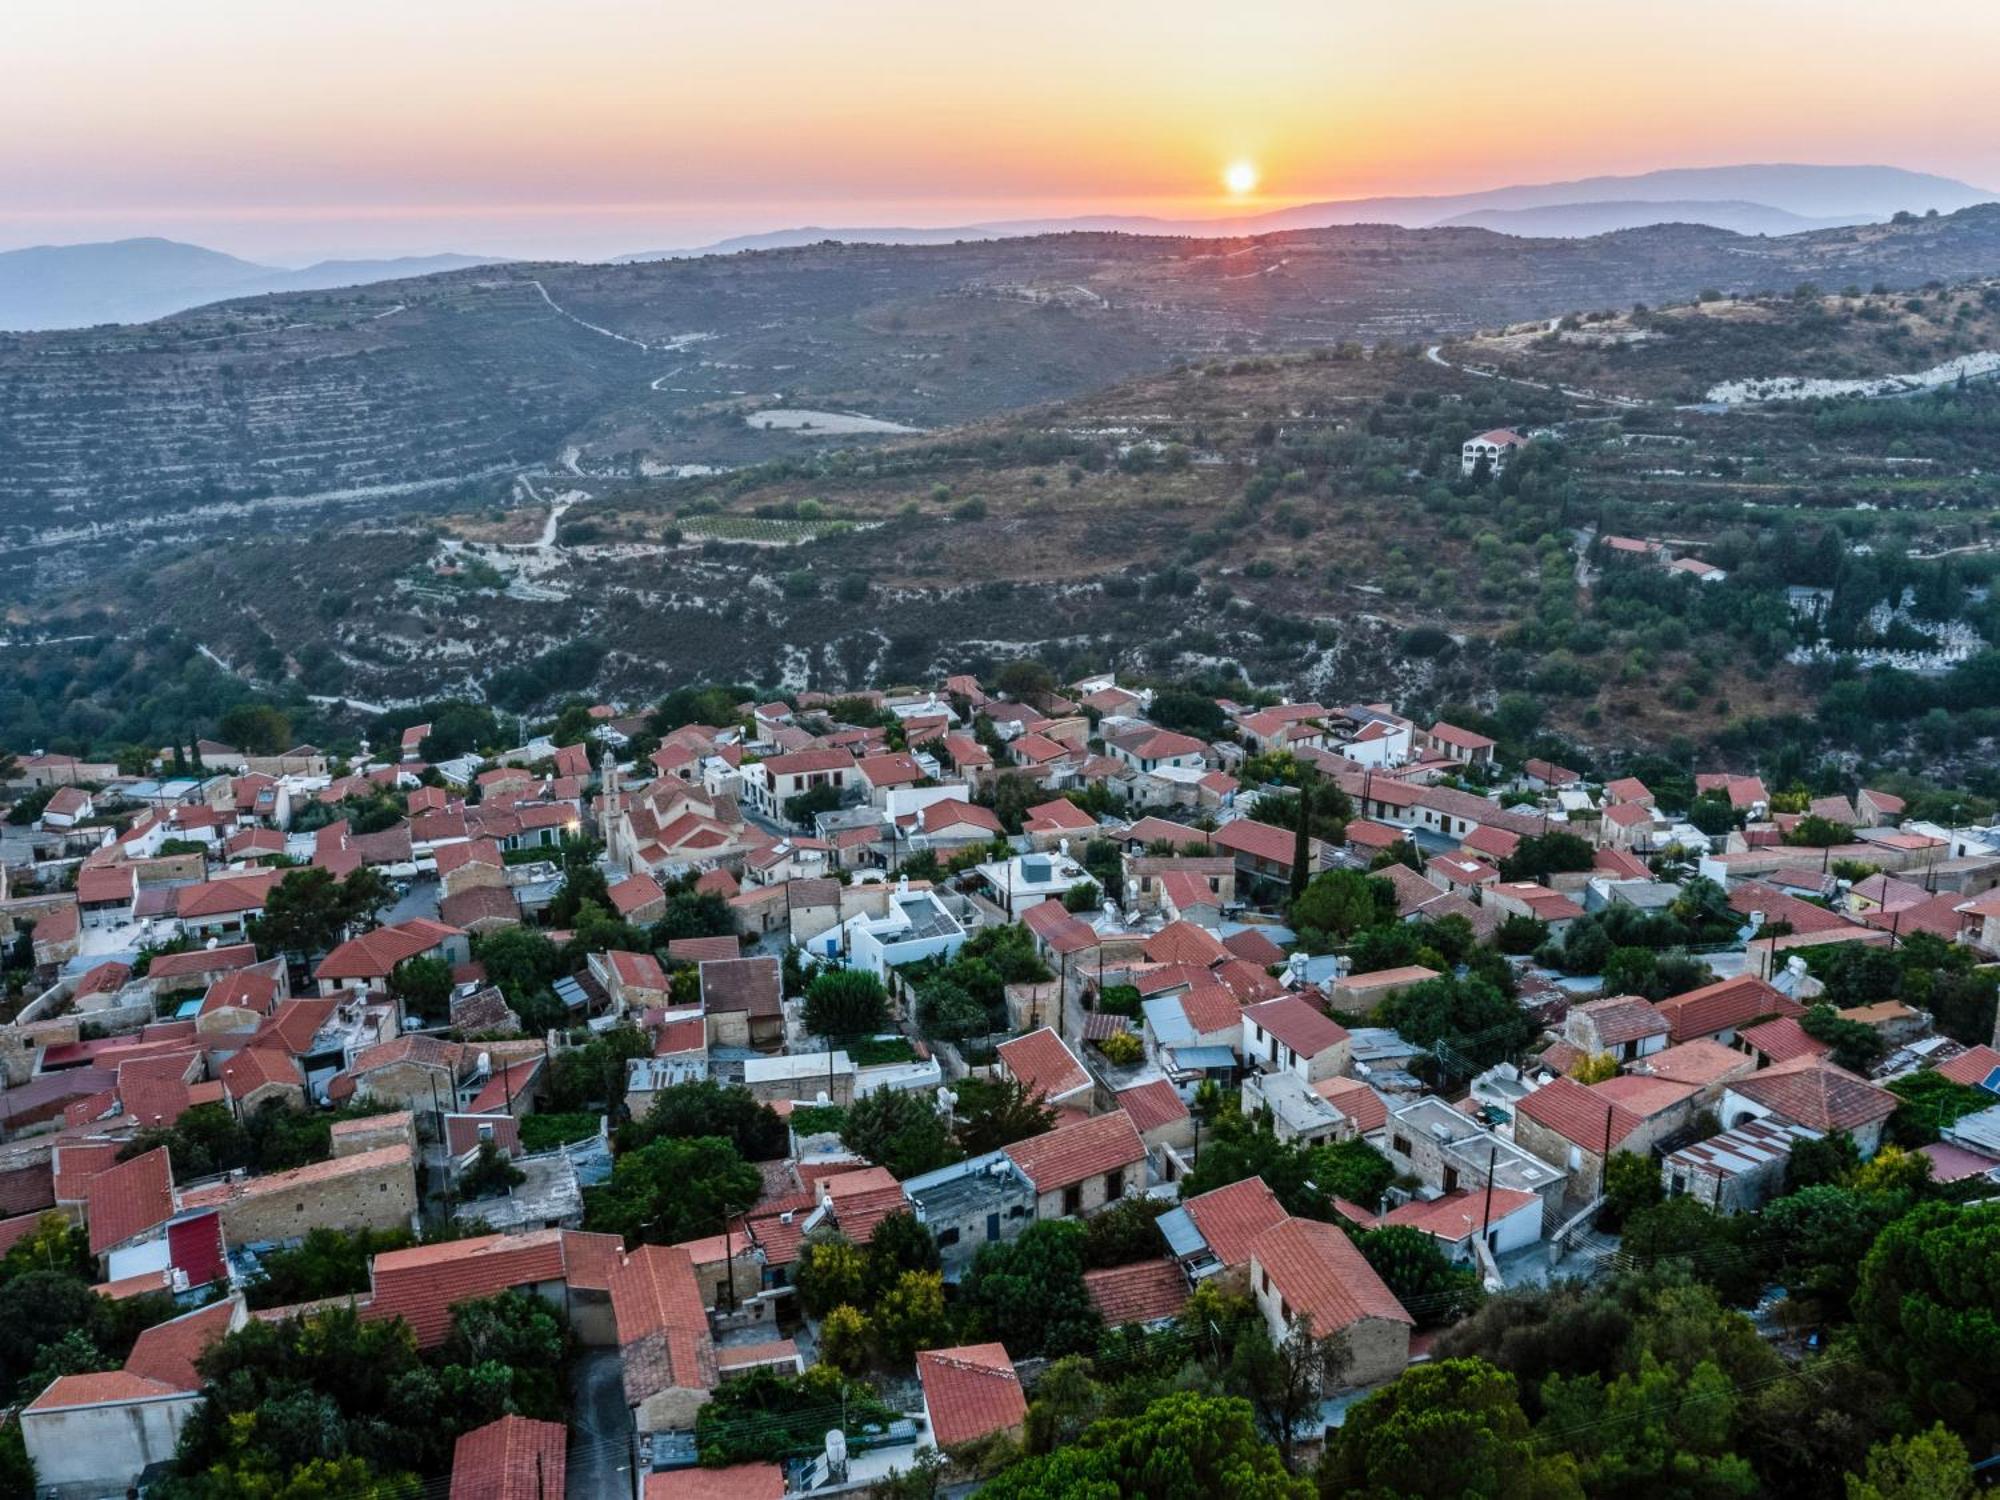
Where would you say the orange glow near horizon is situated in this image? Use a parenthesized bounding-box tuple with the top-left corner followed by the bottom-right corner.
(5, 1, 2000, 260)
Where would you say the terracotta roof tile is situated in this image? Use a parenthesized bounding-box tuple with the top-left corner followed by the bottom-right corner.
(25, 1371, 183, 1412)
(1183, 1176, 1288, 1267)
(123, 1297, 239, 1392)
(645, 1464, 785, 1500)
(1003, 1111, 1144, 1194)
(450, 1414, 568, 1500)
(1517, 1075, 1641, 1154)
(1381, 1188, 1539, 1244)
(997, 1027, 1092, 1103)
(1653, 974, 1800, 1043)
(85, 1146, 173, 1254)
(1084, 1259, 1190, 1327)
(1731, 1055, 1897, 1133)
(1115, 1079, 1189, 1135)
(1243, 995, 1348, 1059)
(918, 1342, 1027, 1448)
(1252, 1216, 1411, 1332)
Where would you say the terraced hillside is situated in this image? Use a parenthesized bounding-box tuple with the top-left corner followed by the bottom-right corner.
(78, 280, 1996, 779)
(8, 204, 2000, 578)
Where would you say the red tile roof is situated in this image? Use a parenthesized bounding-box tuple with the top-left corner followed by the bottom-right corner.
(1142, 920, 1230, 968)
(315, 919, 461, 983)
(85, 1146, 174, 1254)
(1731, 1055, 1897, 1133)
(1019, 899, 1098, 955)
(1176, 982, 1243, 1036)
(1638, 1039, 1754, 1089)
(1311, 1076, 1388, 1133)
(1115, 1079, 1189, 1135)
(1023, 799, 1095, 833)
(1084, 1259, 1190, 1327)
(1212, 817, 1302, 867)
(1221, 928, 1286, 967)
(123, 1297, 239, 1392)
(1738, 1016, 1833, 1065)
(1516, 1075, 1640, 1154)
(1728, 882, 1859, 936)
(1243, 995, 1348, 1059)
(366, 1229, 569, 1347)
(450, 1414, 568, 1500)
(24, 1371, 183, 1412)
(918, 1342, 1027, 1448)
(221, 1047, 303, 1099)
(1591, 1074, 1698, 1121)
(1571, 994, 1668, 1048)
(148, 944, 258, 982)
(610, 1244, 718, 1398)
(1653, 975, 1799, 1043)
(666, 935, 741, 964)
(1003, 1110, 1144, 1194)
(1382, 1188, 1539, 1244)
(645, 1464, 785, 1500)
(1182, 1176, 1288, 1267)
(1252, 1216, 1411, 1332)
(1935, 1045, 2000, 1087)
(997, 1027, 1092, 1103)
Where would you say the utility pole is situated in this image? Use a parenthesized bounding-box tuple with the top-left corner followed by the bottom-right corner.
(1481, 1141, 1497, 1240)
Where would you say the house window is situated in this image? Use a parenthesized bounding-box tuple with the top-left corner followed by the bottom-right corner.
(1063, 1184, 1082, 1217)
(1392, 1135, 1412, 1158)
(1261, 1269, 1270, 1294)
(1443, 1165, 1459, 1194)
(1105, 1169, 1124, 1200)
(1280, 1298, 1291, 1323)
(938, 1227, 960, 1247)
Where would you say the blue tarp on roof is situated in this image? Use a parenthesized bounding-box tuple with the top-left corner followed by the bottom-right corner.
(1155, 1205, 1206, 1259)
(1141, 996, 1195, 1048)
(1170, 1045, 1238, 1070)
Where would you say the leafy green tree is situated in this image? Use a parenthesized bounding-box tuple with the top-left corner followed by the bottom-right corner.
(982, 1392, 1309, 1500)
(649, 889, 736, 944)
(1845, 1422, 1975, 1500)
(473, 925, 565, 1011)
(1619, 1198, 1763, 1307)
(951, 1074, 1056, 1155)
(1598, 1150, 1663, 1232)
(1373, 974, 1535, 1080)
(438, 1292, 567, 1419)
(582, 1135, 761, 1247)
(1321, 1358, 1581, 1500)
(796, 1234, 869, 1318)
(119, 1103, 253, 1180)
(1854, 1200, 2000, 1448)
(841, 1087, 959, 1179)
(864, 1212, 942, 1301)
(1288, 869, 1395, 950)
(251, 867, 374, 959)
(1499, 831, 1596, 882)
(245, 1227, 419, 1310)
(1080, 1196, 1171, 1270)
(1232, 1320, 1350, 1472)
(958, 1220, 1101, 1358)
(388, 956, 453, 1026)
(545, 1025, 650, 1112)
(218, 704, 293, 756)
(916, 976, 988, 1041)
(620, 1079, 787, 1161)
(1540, 1353, 1756, 1496)
(871, 1269, 952, 1367)
(694, 1365, 895, 1466)
(1785, 1130, 1862, 1192)
(1800, 1003, 1887, 1073)
(802, 968, 890, 1038)
(1757, 1186, 1904, 1323)
(1355, 1225, 1483, 1329)
(456, 1140, 525, 1200)
(818, 1304, 870, 1374)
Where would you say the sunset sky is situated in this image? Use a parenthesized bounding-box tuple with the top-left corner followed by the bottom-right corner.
(9, 1, 2000, 263)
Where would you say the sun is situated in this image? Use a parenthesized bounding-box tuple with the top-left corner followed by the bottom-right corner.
(1223, 161, 1258, 196)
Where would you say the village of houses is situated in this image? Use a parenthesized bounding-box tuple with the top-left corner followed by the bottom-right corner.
(4, 659, 2000, 1500)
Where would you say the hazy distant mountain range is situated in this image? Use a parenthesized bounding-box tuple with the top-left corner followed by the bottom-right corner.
(2, 164, 1992, 331)
(0, 238, 498, 331)
(622, 162, 1994, 259)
